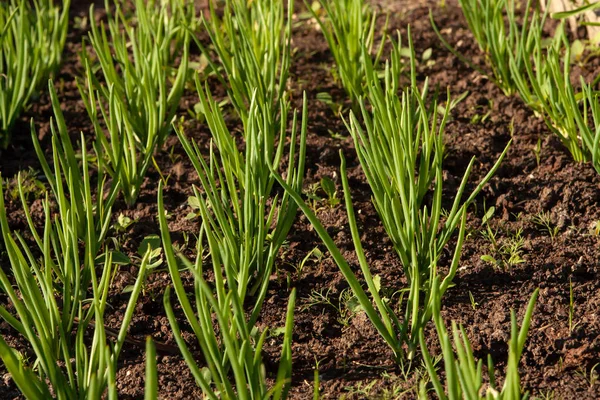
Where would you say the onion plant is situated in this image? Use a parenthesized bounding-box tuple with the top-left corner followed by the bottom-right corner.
(79, 0, 190, 206)
(345, 31, 510, 357)
(25, 81, 119, 303)
(0, 235, 150, 399)
(456, 5, 596, 164)
(0, 84, 149, 399)
(511, 25, 591, 164)
(31, 81, 119, 251)
(198, 0, 292, 125)
(273, 32, 509, 362)
(432, 0, 548, 97)
(176, 79, 307, 324)
(159, 183, 297, 399)
(434, 0, 596, 164)
(144, 0, 198, 65)
(577, 78, 600, 175)
(273, 151, 467, 362)
(0, 0, 70, 147)
(307, 0, 385, 110)
(419, 283, 539, 399)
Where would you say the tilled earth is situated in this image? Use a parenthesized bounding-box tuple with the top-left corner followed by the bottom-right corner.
(0, 0, 599, 399)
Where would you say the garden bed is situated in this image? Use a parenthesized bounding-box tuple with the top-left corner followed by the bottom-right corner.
(1, 0, 599, 398)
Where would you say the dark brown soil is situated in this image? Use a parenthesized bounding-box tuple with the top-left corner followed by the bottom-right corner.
(1, 0, 599, 399)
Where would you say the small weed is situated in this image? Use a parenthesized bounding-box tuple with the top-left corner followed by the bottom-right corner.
(532, 211, 559, 241)
(152, 156, 171, 187)
(480, 206, 526, 270)
(2, 169, 45, 202)
(185, 195, 202, 220)
(533, 137, 542, 167)
(568, 278, 579, 334)
(558, 356, 564, 373)
(342, 380, 377, 399)
(590, 220, 600, 236)
(302, 287, 361, 327)
(328, 130, 346, 140)
(469, 99, 493, 125)
(172, 231, 192, 254)
(113, 213, 134, 233)
(120, 235, 163, 297)
(109, 214, 137, 250)
(296, 246, 324, 276)
(534, 389, 556, 400)
(503, 229, 526, 265)
(468, 291, 478, 310)
(575, 363, 599, 388)
(304, 176, 340, 212)
(316, 91, 343, 116)
(343, 375, 409, 400)
(304, 181, 323, 212)
(320, 177, 340, 207)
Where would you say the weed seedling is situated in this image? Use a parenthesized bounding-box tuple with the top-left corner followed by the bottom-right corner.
(321, 176, 340, 207)
(303, 287, 360, 327)
(1, 169, 45, 202)
(316, 91, 344, 116)
(532, 211, 559, 241)
(469, 99, 493, 125)
(504, 228, 526, 266)
(576, 363, 599, 388)
(305, 181, 324, 212)
(590, 220, 600, 236)
(469, 291, 479, 310)
(113, 214, 134, 233)
(480, 206, 526, 270)
(533, 137, 542, 167)
(304, 177, 340, 211)
(568, 277, 580, 334)
(297, 247, 324, 276)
